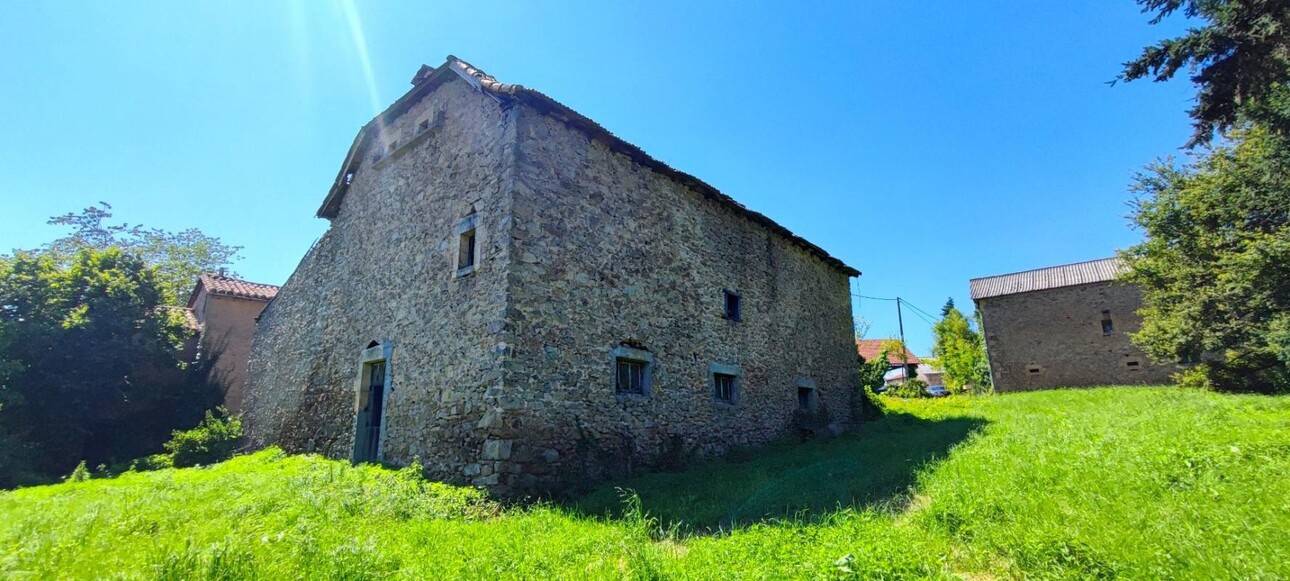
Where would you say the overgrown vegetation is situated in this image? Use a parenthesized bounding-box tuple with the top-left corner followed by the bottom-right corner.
(1118, 1, 1290, 393)
(0, 248, 222, 486)
(855, 348, 892, 419)
(164, 409, 244, 468)
(0, 206, 238, 486)
(887, 378, 930, 399)
(4, 387, 1287, 579)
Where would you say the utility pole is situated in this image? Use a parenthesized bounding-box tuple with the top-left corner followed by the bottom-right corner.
(896, 297, 909, 380)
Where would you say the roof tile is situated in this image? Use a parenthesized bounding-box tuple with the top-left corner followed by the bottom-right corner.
(194, 273, 279, 303)
(856, 339, 921, 365)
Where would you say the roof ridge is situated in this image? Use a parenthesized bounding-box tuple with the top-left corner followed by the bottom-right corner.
(969, 256, 1121, 283)
(319, 55, 861, 278)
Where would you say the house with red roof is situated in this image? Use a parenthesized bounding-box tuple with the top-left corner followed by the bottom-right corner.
(186, 272, 279, 412)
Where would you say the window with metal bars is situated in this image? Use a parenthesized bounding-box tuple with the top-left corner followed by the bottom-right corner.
(616, 358, 647, 395)
(714, 373, 736, 403)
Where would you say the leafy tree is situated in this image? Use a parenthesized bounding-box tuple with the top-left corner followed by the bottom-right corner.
(880, 338, 910, 364)
(1122, 127, 1290, 393)
(855, 349, 891, 420)
(1119, 0, 1290, 147)
(0, 248, 220, 485)
(931, 299, 992, 393)
(39, 203, 241, 305)
(858, 349, 890, 392)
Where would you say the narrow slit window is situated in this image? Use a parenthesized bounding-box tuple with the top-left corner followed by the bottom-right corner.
(458, 229, 477, 270)
(723, 291, 741, 321)
(1028, 366, 1041, 374)
(1101, 310, 1114, 335)
(714, 373, 736, 403)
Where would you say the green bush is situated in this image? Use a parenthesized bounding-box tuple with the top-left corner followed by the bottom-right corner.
(855, 385, 887, 420)
(890, 379, 929, 399)
(163, 409, 243, 468)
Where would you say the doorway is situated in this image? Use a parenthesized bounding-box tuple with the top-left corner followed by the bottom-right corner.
(354, 358, 388, 463)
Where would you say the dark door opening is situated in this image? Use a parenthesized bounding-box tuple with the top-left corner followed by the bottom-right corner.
(357, 360, 386, 463)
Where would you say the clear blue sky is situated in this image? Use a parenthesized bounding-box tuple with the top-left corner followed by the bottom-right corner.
(0, 1, 1194, 355)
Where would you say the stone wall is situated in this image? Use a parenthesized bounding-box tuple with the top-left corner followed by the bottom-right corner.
(477, 103, 859, 490)
(244, 74, 859, 493)
(243, 76, 518, 481)
(977, 281, 1176, 391)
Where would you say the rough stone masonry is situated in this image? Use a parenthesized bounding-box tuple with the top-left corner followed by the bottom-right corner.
(242, 56, 861, 493)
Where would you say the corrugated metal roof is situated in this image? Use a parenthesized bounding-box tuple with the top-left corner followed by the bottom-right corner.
(970, 257, 1127, 300)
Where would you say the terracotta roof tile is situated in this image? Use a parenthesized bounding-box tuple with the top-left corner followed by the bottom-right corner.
(189, 273, 279, 306)
(970, 258, 1126, 300)
(856, 339, 920, 365)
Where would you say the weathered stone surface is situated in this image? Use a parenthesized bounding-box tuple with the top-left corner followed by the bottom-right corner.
(242, 69, 860, 493)
(481, 439, 512, 461)
(977, 281, 1177, 391)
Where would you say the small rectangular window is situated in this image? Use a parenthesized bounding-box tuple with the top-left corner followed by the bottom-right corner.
(458, 229, 477, 270)
(1102, 319, 1114, 335)
(1028, 366, 1041, 374)
(723, 291, 741, 321)
(616, 359, 647, 394)
(1126, 360, 1141, 370)
(714, 373, 736, 403)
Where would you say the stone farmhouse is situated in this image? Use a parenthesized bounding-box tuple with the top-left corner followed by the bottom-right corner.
(971, 257, 1175, 392)
(242, 56, 861, 492)
(185, 273, 279, 412)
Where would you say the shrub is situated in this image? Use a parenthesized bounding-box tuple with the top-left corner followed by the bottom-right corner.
(890, 379, 929, 399)
(64, 461, 91, 483)
(855, 385, 887, 420)
(164, 409, 243, 468)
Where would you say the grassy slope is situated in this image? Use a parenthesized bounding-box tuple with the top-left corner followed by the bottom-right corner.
(2, 387, 1288, 579)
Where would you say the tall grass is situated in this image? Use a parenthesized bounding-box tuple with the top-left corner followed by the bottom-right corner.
(1, 387, 1287, 579)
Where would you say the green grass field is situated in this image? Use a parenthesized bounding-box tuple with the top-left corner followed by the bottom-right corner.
(3, 387, 1288, 579)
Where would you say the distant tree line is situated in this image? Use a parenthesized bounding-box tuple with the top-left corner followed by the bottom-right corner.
(0, 205, 239, 486)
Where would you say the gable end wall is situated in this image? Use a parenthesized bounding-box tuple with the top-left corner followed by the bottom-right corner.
(243, 77, 519, 479)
